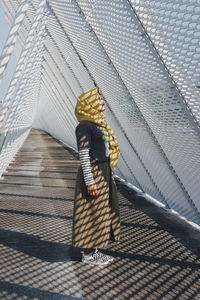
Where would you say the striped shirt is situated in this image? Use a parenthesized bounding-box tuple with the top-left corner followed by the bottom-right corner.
(76, 120, 109, 186)
(78, 148, 95, 186)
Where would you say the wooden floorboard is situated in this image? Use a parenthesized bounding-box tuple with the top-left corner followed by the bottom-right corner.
(0, 129, 199, 300)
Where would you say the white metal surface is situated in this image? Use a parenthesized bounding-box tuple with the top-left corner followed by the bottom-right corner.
(0, 0, 200, 225)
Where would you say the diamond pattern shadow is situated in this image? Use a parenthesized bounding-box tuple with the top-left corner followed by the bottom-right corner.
(0, 129, 199, 300)
(0, 229, 73, 263)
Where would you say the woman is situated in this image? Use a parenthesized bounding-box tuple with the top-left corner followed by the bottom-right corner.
(72, 87, 121, 265)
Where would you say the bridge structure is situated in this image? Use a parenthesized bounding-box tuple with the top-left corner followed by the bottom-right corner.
(0, 1, 200, 299)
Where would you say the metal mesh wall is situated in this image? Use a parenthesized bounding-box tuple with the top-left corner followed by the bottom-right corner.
(0, 0, 48, 176)
(0, 0, 200, 226)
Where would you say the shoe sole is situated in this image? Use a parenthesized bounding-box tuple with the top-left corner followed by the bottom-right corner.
(82, 260, 111, 265)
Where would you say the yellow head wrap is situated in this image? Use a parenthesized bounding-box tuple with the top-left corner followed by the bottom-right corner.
(75, 87, 120, 169)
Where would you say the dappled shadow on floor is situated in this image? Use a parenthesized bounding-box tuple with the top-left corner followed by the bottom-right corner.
(0, 129, 199, 300)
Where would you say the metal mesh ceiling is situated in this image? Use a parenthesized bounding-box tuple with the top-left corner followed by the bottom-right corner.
(0, 0, 200, 226)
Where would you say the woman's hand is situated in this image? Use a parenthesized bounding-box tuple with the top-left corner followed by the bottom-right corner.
(87, 183, 100, 197)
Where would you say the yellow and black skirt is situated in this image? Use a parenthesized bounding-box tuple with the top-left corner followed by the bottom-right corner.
(72, 161, 120, 249)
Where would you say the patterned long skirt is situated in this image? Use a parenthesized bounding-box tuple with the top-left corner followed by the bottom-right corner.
(72, 161, 120, 249)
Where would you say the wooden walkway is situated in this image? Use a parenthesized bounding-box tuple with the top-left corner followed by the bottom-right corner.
(0, 129, 199, 300)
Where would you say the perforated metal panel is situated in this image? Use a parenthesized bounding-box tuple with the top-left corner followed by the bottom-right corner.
(0, 0, 200, 226)
(0, 0, 49, 176)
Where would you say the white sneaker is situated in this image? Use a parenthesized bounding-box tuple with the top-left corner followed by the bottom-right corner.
(82, 249, 114, 265)
(95, 249, 114, 263)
